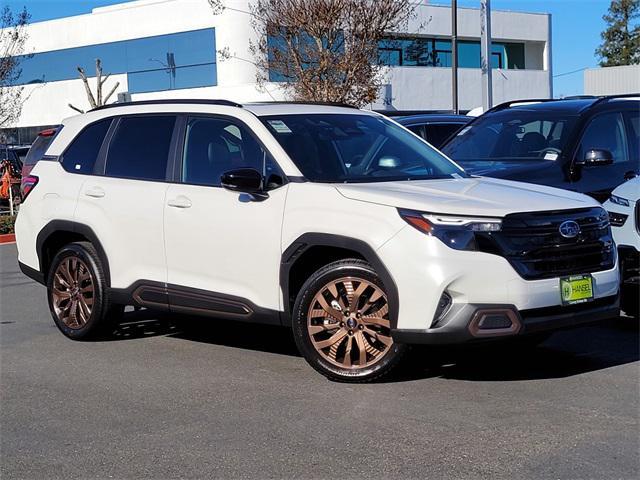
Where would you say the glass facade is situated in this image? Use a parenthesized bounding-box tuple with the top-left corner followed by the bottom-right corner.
(378, 37, 526, 70)
(14, 28, 217, 94)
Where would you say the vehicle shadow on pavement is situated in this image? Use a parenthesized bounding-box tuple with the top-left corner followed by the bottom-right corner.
(107, 309, 301, 357)
(394, 318, 639, 383)
(106, 311, 638, 383)
(168, 316, 301, 357)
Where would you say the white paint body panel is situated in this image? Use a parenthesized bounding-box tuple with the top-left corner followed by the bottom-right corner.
(74, 176, 169, 288)
(604, 177, 640, 251)
(164, 184, 289, 310)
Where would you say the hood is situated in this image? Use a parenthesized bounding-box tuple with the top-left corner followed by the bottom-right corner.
(335, 177, 598, 217)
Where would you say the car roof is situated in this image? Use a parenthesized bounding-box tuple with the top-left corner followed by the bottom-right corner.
(486, 95, 640, 116)
(88, 99, 371, 117)
(243, 102, 369, 116)
(396, 114, 471, 125)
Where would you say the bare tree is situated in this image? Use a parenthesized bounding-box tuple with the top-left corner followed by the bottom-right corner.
(0, 6, 30, 128)
(68, 59, 120, 114)
(211, 0, 417, 107)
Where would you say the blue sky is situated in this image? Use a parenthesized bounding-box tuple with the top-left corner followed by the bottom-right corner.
(5, 0, 611, 96)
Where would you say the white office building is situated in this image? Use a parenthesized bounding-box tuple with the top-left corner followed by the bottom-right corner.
(1, 0, 552, 143)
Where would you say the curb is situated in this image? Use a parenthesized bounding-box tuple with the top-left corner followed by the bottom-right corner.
(0, 233, 16, 244)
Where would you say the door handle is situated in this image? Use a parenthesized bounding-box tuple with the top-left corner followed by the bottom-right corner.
(167, 196, 192, 209)
(84, 186, 105, 198)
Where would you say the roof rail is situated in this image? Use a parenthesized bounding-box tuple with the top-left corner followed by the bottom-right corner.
(245, 100, 358, 109)
(485, 98, 558, 114)
(90, 99, 243, 112)
(592, 93, 640, 105)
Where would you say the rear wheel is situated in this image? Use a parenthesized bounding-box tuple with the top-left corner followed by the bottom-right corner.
(46, 242, 119, 340)
(291, 259, 406, 382)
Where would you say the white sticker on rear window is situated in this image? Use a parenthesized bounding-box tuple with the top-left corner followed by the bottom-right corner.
(543, 152, 559, 161)
(268, 120, 292, 134)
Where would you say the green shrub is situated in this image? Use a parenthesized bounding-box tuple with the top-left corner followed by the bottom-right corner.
(0, 215, 16, 235)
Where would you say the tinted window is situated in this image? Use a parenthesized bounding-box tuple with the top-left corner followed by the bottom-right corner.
(62, 119, 111, 174)
(23, 129, 60, 167)
(425, 124, 466, 148)
(377, 37, 526, 69)
(105, 116, 175, 181)
(442, 111, 579, 162)
(577, 112, 628, 164)
(182, 117, 282, 187)
(624, 110, 640, 164)
(261, 114, 465, 183)
(407, 125, 426, 140)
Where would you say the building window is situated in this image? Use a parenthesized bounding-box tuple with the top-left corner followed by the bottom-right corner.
(13, 28, 217, 93)
(267, 29, 344, 82)
(377, 37, 526, 70)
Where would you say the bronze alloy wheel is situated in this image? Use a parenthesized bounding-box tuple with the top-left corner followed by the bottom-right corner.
(307, 276, 392, 369)
(51, 256, 95, 329)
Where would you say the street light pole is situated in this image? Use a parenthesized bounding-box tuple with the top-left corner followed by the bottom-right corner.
(480, 0, 493, 112)
(451, 0, 458, 114)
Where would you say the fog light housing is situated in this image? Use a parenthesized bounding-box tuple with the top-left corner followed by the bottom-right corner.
(432, 292, 453, 328)
(468, 308, 521, 337)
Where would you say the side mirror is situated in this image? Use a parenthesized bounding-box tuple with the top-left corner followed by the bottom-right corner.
(221, 168, 265, 197)
(576, 149, 614, 167)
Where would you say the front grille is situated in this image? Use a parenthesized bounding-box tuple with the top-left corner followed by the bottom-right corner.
(476, 207, 615, 280)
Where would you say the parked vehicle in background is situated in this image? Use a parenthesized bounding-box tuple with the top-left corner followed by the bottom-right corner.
(441, 95, 640, 202)
(604, 177, 639, 318)
(396, 114, 471, 149)
(0, 145, 28, 206)
(15, 100, 620, 382)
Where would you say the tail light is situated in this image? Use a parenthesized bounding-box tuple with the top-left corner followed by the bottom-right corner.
(37, 128, 58, 137)
(20, 175, 38, 201)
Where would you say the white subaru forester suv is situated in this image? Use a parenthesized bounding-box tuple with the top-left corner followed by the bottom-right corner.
(16, 100, 620, 382)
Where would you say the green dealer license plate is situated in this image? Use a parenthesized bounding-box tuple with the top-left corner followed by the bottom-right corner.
(560, 275, 594, 305)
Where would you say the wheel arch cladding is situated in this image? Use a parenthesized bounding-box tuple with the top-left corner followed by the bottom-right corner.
(36, 220, 111, 284)
(280, 233, 399, 328)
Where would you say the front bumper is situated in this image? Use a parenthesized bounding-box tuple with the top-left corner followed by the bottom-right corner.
(377, 226, 620, 332)
(391, 294, 619, 345)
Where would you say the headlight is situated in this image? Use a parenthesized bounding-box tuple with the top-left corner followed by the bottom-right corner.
(609, 194, 630, 207)
(399, 209, 502, 250)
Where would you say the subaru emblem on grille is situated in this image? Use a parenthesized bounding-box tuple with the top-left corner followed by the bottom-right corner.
(559, 220, 580, 238)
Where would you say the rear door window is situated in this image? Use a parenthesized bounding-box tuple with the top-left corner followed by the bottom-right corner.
(61, 119, 112, 174)
(105, 115, 176, 181)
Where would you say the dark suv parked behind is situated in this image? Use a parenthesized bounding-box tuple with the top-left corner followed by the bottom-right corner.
(441, 95, 640, 202)
(396, 114, 471, 149)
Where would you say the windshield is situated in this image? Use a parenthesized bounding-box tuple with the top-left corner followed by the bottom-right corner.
(260, 114, 466, 183)
(442, 111, 579, 162)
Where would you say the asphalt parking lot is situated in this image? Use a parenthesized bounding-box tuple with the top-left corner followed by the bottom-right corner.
(1, 243, 638, 479)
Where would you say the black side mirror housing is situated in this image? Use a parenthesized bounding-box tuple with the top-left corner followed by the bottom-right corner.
(576, 149, 614, 167)
(221, 168, 265, 197)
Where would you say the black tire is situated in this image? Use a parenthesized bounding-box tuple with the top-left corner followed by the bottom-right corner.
(46, 241, 119, 340)
(291, 259, 407, 382)
(621, 283, 639, 319)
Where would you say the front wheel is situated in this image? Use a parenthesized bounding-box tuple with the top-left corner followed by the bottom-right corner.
(291, 259, 407, 382)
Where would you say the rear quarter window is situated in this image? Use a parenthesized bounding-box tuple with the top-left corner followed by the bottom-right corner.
(61, 119, 112, 174)
(23, 128, 61, 168)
